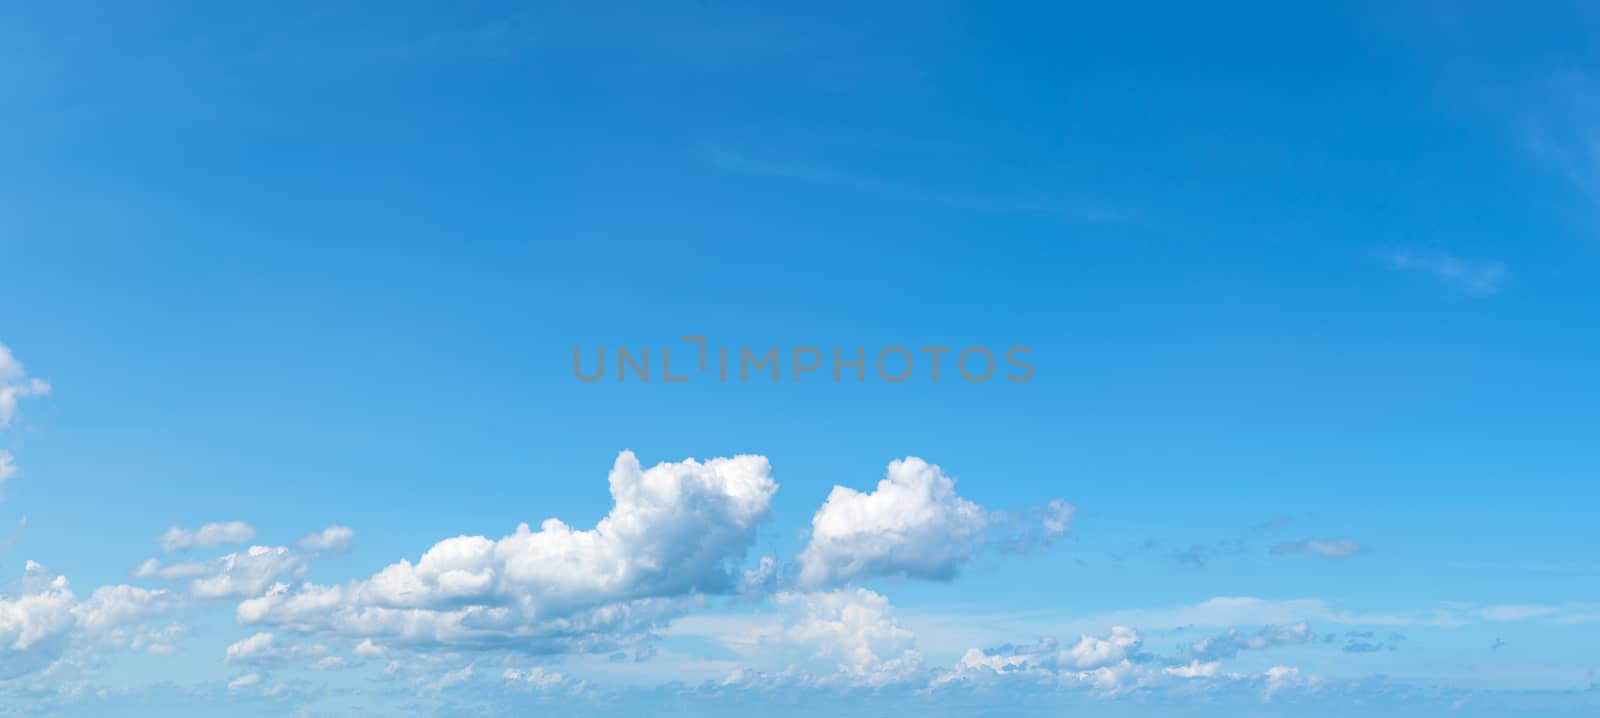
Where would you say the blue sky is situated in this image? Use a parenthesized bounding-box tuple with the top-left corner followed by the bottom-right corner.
(3, 2, 1600, 715)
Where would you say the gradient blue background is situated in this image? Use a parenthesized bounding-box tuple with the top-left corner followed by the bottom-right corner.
(2, 2, 1598, 714)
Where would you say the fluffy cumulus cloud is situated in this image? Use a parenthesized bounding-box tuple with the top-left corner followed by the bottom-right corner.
(135, 545, 306, 599)
(159, 521, 256, 552)
(236, 451, 778, 652)
(796, 457, 990, 588)
(296, 525, 355, 552)
(0, 561, 180, 679)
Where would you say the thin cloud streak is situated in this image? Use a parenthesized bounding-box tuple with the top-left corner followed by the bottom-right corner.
(707, 146, 1144, 225)
(1384, 250, 1509, 295)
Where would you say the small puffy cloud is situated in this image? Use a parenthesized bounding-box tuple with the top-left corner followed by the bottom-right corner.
(224, 632, 276, 664)
(0, 341, 51, 429)
(222, 630, 327, 665)
(1385, 250, 1508, 295)
(308, 655, 347, 670)
(0, 342, 50, 493)
(238, 452, 778, 653)
(503, 666, 578, 692)
(353, 638, 386, 659)
(797, 457, 988, 587)
(1164, 659, 1221, 678)
(1064, 625, 1142, 668)
(738, 556, 779, 597)
(1262, 665, 1320, 701)
(227, 672, 261, 691)
(136, 545, 305, 599)
(1270, 539, 1363, 559)
(296, 525, 355, 552)
(159, 521, 255, 552)
(1040, 499, 1074, 536)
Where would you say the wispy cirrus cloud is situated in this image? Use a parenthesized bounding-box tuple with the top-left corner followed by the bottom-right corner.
(1270, 538, 1364, 559)
(1384, 250, 1509, 295)
(707, 147, 1141, 225)
(1518, 70, 1600, 203)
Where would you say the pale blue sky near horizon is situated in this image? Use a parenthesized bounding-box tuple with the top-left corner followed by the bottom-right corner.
(2, 2, 1599, 715)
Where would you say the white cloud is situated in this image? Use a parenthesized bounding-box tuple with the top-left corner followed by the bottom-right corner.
(1270, 538, 1363, 558)
(0, 561, 179, 679)
(0, 562, 76, 679)
(770, 589, 919, 678)
(796, 457, 989, 588)
(1385, 250, 1508, 295)
(503, 666, 577, 692)
(296, 525, 355, 552)
(72, 583, 183, 652)
(712, 588, 924, 689)
(1064, 625, 1141, 668)
(227, 672, 260, 690)
(949, 626, 1141, 675)
(136, 545, 305, 599)
(430, 664, 474, 692)
(930, 626, 1150, 696)
(1262, 665, 1319, 701)
(308, 655, 347, 670)
(237, 452, 778, 652)
(738, 556, 779, 596)
(0, 342, 50, 493)
(159, 521, 255, 552)
(1040, 499, 1073, 536)
(1164, 659, 1221, 678)
(353, 638, 386, 659)
(222, 630, 327, 665)
(0, 342, 50, 429)
(224, 632, 275, 664)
